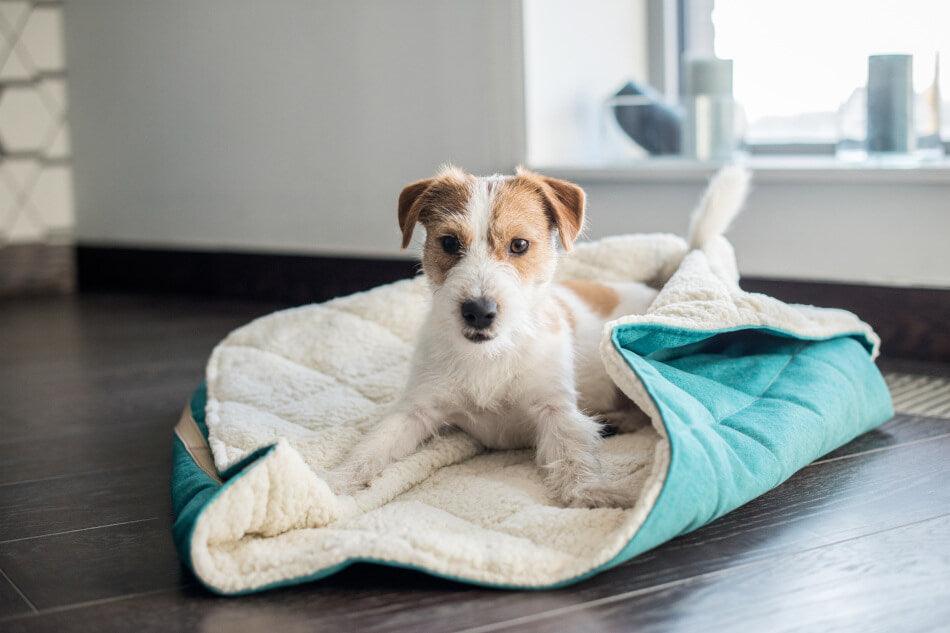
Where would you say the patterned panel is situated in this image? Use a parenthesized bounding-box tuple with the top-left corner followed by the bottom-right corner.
(0, 0, 72, 245)
(886, 372, 950, 419)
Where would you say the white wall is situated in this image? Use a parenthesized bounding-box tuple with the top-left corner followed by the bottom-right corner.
(552, 171, 950, 288)
(523, 0, 648, 165)
(64, 0, 525, 256)
(64, 1, 949, 288)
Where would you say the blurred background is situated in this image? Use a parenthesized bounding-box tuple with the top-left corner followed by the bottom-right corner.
(0, 0, 947, 346)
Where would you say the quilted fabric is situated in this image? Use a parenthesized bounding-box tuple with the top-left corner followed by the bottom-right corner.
(171, 234, 892, 594)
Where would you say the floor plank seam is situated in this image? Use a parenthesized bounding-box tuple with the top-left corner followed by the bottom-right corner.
(0, 462, 169, 489)
(0, 564, 38, 614)
(0, 517, 161, 545)
(808, 431, 950, 467)
(451, 511, 950, 633)
(0, 584, 197, 624)
(0, 416, 190, 450)
(685, 465, 946, 542)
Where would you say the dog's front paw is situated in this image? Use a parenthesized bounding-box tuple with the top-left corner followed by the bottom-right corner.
(597, 409, 650, 435)
(549, 473, 634, 509)
(562, 481, 633, 508)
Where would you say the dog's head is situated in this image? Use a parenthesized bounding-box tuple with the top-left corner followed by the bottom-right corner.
(397, 166, 585, 350)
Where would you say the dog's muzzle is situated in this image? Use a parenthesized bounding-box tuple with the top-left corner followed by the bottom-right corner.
(460, 297, 497, 341)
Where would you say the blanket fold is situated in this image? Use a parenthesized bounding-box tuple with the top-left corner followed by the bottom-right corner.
(171, 233, 892, 594)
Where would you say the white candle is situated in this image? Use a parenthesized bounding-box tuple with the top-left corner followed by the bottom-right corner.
(866, 54, 914, 154)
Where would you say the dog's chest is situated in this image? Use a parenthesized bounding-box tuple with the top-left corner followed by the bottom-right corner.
(453, 358, 517, 409)
(450, 338, 553, 408)
(449, 405, 535, 450)
(445, 353, 546, 450)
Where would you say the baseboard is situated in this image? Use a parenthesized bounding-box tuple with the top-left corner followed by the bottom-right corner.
(0, 243, 75, 297)
(76, 245, 950, 362)
(76, 245, 419, 305)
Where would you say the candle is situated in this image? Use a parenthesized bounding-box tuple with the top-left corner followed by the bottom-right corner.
(866, 54, 914, 154)
(683, 57, 736, 162)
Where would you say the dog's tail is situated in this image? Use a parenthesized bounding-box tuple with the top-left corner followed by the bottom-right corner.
(686, 166, 751, 250)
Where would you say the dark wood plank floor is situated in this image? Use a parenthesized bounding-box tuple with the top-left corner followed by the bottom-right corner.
(0, 293, 948, 632)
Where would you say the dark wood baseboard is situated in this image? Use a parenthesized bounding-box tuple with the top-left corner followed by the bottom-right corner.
(77, 245, 419, 305)
(0, 243, 75, 297)
(76, 245, 950, 362)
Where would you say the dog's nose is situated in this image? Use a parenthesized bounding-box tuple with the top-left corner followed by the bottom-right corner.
(460, 297, 497, 330)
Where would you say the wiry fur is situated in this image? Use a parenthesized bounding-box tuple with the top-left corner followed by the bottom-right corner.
(332, 166, 747, 508)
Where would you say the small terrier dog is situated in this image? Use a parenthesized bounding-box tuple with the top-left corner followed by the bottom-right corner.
(333, 166, 748, 506)
(333, 166, 664, 507)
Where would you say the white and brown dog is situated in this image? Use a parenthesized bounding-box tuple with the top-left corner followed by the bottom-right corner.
(334, 165, 748, 507)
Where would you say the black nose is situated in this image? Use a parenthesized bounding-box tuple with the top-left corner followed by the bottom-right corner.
(460, 297, 497, 330)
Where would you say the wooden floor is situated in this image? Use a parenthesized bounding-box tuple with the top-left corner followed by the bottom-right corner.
(1, 293, 949, 632)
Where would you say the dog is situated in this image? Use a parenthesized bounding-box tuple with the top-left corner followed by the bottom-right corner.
(332, 165, 749, 507)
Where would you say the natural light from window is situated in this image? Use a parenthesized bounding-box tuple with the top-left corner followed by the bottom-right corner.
(712, 0, 950, 144)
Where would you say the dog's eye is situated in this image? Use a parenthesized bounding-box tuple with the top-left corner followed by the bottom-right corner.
(440, 235, 462, 255)
(509, 238, 529, 255)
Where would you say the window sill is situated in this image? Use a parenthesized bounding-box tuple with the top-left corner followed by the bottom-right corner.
(532, 156, 950, 185)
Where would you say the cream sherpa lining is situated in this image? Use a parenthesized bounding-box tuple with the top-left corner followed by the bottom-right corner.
(193, 234, 879, 593)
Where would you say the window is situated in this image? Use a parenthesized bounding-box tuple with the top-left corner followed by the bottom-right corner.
(684, 0, 949, 153)
(523, 0, 950, 167)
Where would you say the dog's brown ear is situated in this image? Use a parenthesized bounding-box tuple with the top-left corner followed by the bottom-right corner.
(519, 168, 586, 250)
(397, 178, 435, 249)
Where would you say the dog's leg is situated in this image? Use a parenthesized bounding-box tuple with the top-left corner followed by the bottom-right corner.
(597, 394, 651, 434)
(330, 405, 440, 494)
(530, 400, 633, 508)
(598, 409, 649, 434)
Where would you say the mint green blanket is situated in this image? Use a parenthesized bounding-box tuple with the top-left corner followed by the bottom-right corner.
(609, 324, 890, 558)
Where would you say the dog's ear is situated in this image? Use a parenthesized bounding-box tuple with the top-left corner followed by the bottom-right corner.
(543, 176, 586, 250)
(519, 168, 586, 250)
(397, 178, 435, 249)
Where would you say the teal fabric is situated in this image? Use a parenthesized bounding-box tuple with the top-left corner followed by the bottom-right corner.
(170, 386, 219, 570)
(170, 323, 893, 592)
(171, 385, 280, 578)
(597, 323, 892, 567)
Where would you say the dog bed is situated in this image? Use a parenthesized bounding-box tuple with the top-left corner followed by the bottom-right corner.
(171, 232, 893, 594)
